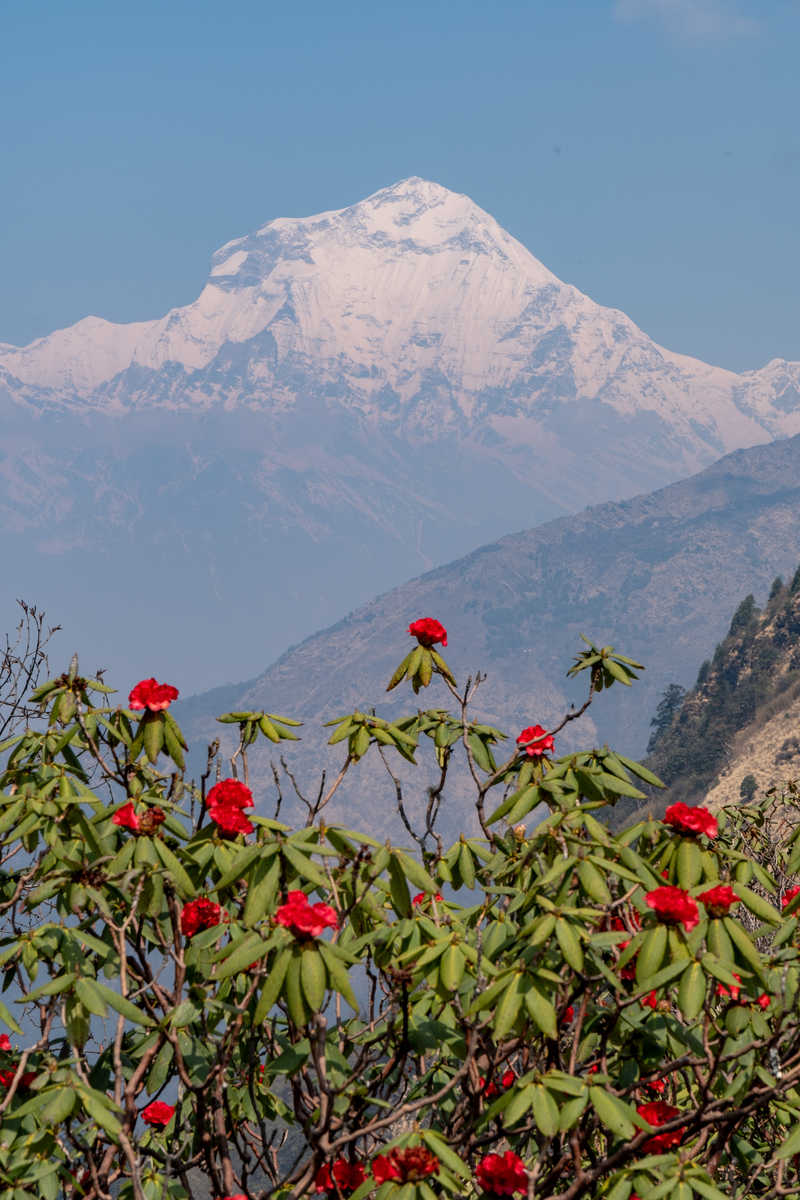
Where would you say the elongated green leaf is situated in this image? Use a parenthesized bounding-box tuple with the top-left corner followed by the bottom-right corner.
(677, 961, 706, 1020)
(215, 934, 267, 981)
(531, 1085, 560, 1136)
(93, 981, 155, 1026)
(318, 943, 358, 1012)
(555, 918, 584, 972)
(153, 839, 195, 898)
(636, 926, 667, 986)
(253, 947, 293, 1022)
(590, 1087, 636, 1138)
(300, 946, 327, 1011)
(493, 972, 523, 1038)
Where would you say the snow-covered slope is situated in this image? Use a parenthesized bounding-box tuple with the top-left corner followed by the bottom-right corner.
(3, 177, 799, 451)
(1, 177, 799, 691)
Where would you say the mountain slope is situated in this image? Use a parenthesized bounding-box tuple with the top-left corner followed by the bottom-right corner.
(2, 178, 800, 689)
(644, 569, 800, 811)
(177, 434, 800, 832)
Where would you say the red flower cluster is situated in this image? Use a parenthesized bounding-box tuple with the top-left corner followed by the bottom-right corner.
(757, 993, 771, 1009)
(663, 802, 718, 839)
(636, 1101, 686, 1152)
(642, 990, 658, 1009)
(717, 972, 742, 1001)
(128, 678, 179, 712)
(645, 885, 700, 931)
(475, 1150, 528, 1196)
(141, 1100, 175, 1127)
(180, 898, 223, 938)
(0, 1034, 11, 1051)
(516, 724, 555, 758)
(782, 885, 800, 908)
(480, 1068, 516, 1098)
(275, 890, 338, 938)
(698, 884, 739, 917)
(412, 891, 443, 906)
(113, 802, 140, 831)
(372, 1147, 439, 1183)
(314, 1160, 367, 1194)
(207, 778, 254, 836)
(408, 618, 447, 647)
(0, 1068, 36, 1091)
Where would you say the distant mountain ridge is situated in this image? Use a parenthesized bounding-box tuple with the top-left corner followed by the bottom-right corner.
(177, 434, 800, 834)
(2, 178, 800, 689)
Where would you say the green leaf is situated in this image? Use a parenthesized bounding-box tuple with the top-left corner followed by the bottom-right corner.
(589, 1087, 637, 1138)
(282, 844, 329, 888)
(524, 984, 557, 1038)
(531, 1085, 560, 1137)
(394, 850, 438, 894)
(493, 972, 524, 1038)
(39, 1087, 77, 1125)
(735, 883, 781, 926)
(254, 947, 293, 1022)
(677, 961, 706, 1020)
(243, 853, 281, 925)
(93, 981, 155, 1026)
(318, 943, 359, 1013)
(439, 943, 465, 993)
(636, 926, 667, 985)
(142, 714, 163, 764)
(555, 918, 584, 972)
(284, 951, 307, 1027)
(0, 999, 24, 1036)
(153, 838, 195, 899)
(215, 933, 267, 981)
(75, 978, 109, 1018)
(388, 853, 412, 918)
(23, 971, 78, 1002)
(676, 839, 703, 888)
(300, 946, 327, 1011)
(80, 1089, 122, 1138)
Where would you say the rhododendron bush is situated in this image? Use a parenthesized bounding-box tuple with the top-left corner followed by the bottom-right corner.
(1, 629, 800, 1200)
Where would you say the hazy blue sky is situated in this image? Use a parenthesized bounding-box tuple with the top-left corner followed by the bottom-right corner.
(2, 0, 798, 371)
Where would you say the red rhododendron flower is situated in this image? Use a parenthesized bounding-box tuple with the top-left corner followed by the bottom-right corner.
(275, 890, 338, 938)
(636, 1101, 686, 1152)
(562, 1005, 575, 1023)
(757, 993, 771, 1009)
(0, 1035, 11, 1051)
(180, 898, 223, 938)
(112, 802, 140, 832)
(717, 972, 742, 1001)
(408, 618, 447, 647)
(782, 885, 800, 908)
(0, 1069, 36, 1091)
(642, 990, 658, 1009)
(663, 802, 718, 839)
(412, 891, 443, 906)
(475, 1150, 528, 1196)
(128, 678, 179, 712)
(207, 779, 253, 810)
(314, 1160, 367, 1194)
(480, 1068, 516, 1098)
(646, 1078, 666, 1095)
(516, 724, 555, 757)
(645, 885, 700, 931)
(141, 1100, 175, 1127)
(698, 884, 739, 917)
(209, 804, 254, 836)
(372, 1147, 439, 1184)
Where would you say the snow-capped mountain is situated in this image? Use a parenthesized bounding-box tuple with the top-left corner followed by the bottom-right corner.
(1, 178, 799, 691)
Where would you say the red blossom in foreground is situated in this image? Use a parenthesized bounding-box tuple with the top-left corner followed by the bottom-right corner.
(112, 802, 140, 831)
(372, 1147, 439, 1184)
(636, 1101, 686, 1152)
(782, 885, 800, 908)
(645, 885, 700, 932)
(663, 802, 718, 839)
(717, 973, 742, 1001)
(180, 898, 223, 938)
(757, 993, 771, 1009)
(314, 1160, 367, 1194)
(128, 678, 179, 712)
(220, 1195, 248, 1200)
(408, 618, 447, 647)
(646, 1078, 666, 1095)
(698, 884, 739, 917)
(207, 778, 255, 837)
(141, 1100, 175, 1127)
(642, 990, 658, 1009)
(516, 724, 555, 758)
(0, 1069, 36, 1091)
(0, 1035, 11, 1051)
(475, 1150, 529, 1196)
(562, 1005, 575, 1023)
(275, 890, 338, 938)
(412, 891, 443, 906)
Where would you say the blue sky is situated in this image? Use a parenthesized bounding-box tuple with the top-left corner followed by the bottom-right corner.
(2, 0, 798, 371)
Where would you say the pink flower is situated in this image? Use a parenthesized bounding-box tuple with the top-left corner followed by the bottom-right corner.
(180, 898, 223, 938)
(408, 618, 447, 648)
(112, 802, 140, 832)
(645, 885, 700, 932)
(141, 1100, 175, 1127)
(698, 884, 739, 917)
(663, 802, 717, 839)
(275, 891, 338, 939)
(128, 678, 179, 712)
(516, 725, 555, 758)
(475, 1150, 528, 1195)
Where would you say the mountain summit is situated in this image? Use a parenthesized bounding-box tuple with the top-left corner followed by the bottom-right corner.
(1, 179, 800, 688)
